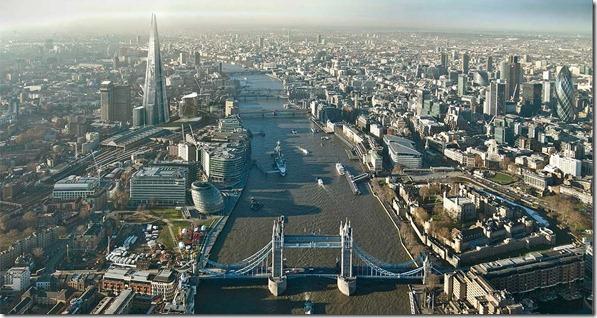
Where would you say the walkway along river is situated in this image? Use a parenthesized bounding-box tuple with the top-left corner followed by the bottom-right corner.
(195, 64, 412, 315)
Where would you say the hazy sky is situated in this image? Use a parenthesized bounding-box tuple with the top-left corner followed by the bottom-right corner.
(0, 0, 592, 35)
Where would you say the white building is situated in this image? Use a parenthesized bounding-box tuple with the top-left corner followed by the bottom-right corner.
(177, 143, 197, 162)
(365, 150, 383, 173)
(4, 267, 30, 291)
(548, 154, 582, 177)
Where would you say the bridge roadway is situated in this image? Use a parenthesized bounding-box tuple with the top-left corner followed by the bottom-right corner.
(283, 235, 341, 248)
(239, 109, 307, 119)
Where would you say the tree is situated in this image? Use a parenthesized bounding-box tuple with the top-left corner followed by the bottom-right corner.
(499, 157, 512, 171)
(23, 211, 37, 227)
(113, 190, 129, 210)
(413, 207, 430, 225)
(419, 187, 430, 202)
(32, 247, 44, 259)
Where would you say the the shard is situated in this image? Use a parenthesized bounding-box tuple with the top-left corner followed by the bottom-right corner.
(142, 13, 169, 126)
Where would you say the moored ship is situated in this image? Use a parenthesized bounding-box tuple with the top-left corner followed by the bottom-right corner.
(273, 140, 287, 176)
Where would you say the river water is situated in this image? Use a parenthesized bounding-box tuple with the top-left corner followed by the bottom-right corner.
(195, 64, 411, 315)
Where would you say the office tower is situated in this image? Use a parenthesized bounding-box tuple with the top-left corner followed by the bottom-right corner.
(100, 81, 113, 122)
(129, 166, 188, 206)
(9, 96, 19, 116)
(179, 92, 198, 118)
(440, 52, 449, 68)
(259, 36, 264, 48)
(486, 56, 493, 72)
(521, 82, 542, 108)
(225, 98, 238, 117)
(317, 34, 322, 44)
(461, 52, 470, 74)
(416, 89, 430, 115)
(136, 35, 141, 45)
(100, 81, 131, 123)
(473, 71, 489, 86)
(499, 55, 523, 101)
(457, 74, 468, 96)
(133, 106, 145, 127)
(542, 81, 553, 104)
(555, 66, 575, 122)
(142, 14, 169, 126)
(193, 51, 200, 66)
(484, 80, 506, 116)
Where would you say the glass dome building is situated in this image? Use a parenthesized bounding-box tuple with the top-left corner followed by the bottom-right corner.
(191, 181, 224, 214)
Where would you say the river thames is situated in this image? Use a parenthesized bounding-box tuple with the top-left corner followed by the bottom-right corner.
(195, 65, 412, 315)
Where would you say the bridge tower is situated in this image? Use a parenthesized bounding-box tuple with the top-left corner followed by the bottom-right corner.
(268, 217, 287, 296)
(337, 220, 356, 296)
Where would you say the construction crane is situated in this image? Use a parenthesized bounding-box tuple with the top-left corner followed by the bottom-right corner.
(509, 83, 520, 102)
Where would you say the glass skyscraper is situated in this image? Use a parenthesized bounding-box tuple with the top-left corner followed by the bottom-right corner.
(555, 65, 575, 122)
(142, 14, 169, 126)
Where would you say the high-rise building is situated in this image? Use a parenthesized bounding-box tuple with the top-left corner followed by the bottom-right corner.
(9, 96, 19, 116)
(101, 81, 131, 123)
(457, 74, 468, 96)
(416, 89, 430, 115)
(179, 92, 198, 118)
(440, 52, 449, 68)
(317, 34, 322, 44)
(225, 98, 238, 117)
(484, 80, 506, 116)
(499, 55, 523, 101)
(142, 14, 169, 126)
(519, 82, 542, 116)
(193, 51, 200, 66)
(486, 56, 493, 72)
(259, 36, 264, 48)
(132, 106, 145, 127)
(555, 66, 575, 122)
(461, 52, 470, 74)
(100, 81, 113, 122)
(542, 80, 553, 104)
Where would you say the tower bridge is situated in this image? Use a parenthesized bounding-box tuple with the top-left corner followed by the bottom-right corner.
(197, 217, 442, 296)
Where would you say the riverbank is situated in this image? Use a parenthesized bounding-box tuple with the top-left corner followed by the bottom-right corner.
(195, 65, 413, 315)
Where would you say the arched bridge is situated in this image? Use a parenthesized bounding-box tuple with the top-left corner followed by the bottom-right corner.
(197, 217, 442, 296)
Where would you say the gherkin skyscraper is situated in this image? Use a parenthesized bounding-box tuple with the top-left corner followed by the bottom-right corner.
(555, 66, 575, 122)
(142, 14, 169, 126)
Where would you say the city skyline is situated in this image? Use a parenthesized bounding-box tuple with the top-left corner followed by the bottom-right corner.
(0, 0, 592, 35)
(0, 1, 592, 315)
